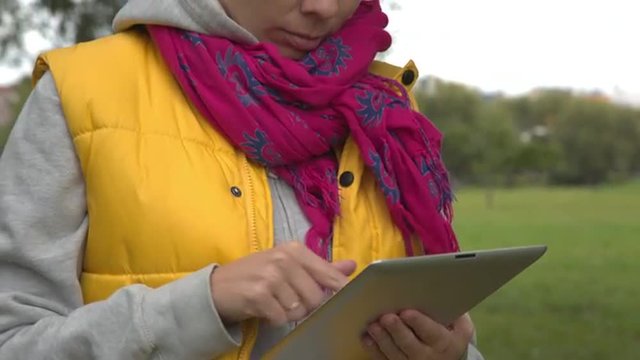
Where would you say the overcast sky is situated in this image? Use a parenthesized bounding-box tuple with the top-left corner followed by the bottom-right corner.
(383, 0, 639, 98)
(2, 0, 639, 100)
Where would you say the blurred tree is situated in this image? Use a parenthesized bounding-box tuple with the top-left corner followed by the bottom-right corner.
(416, 77, 640, 187)
(0, 0, 121, 63)
(416, 78, 520, 201)
(505, 89, 573, 132)
(416, 78, 484, 183)
(611, 107, 640, 178)
(10, 76, 33, 117)
(551, 98, 640, 184)
(528, 89, 574, 129)
(471, 101, 519, 207)
(472, 102, 519, 182)
(509, 141, 561, 184)
(417, 78, 483, 129)
(0, 76, 30, 154)
(503, 92, 568, 183)
(0, 122, 11, 154)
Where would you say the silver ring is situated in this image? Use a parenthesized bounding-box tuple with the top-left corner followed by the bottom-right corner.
(286, 301, 301, 311)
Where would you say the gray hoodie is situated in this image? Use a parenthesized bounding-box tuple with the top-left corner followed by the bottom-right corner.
(0, 0, 483, 358)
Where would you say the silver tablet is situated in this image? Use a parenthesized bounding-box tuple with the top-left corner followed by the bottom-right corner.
(265, 245, 547, 360)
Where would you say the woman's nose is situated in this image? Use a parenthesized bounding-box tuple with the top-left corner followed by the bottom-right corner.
(300, 0, 341, 20)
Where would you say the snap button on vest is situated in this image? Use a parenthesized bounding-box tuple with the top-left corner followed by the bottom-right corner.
(401, 69, 416, 86)
(339, 171, 355, 187)
(230, 186, 242, 197)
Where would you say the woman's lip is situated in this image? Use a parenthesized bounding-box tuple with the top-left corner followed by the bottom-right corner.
(281, 30, 324, 51)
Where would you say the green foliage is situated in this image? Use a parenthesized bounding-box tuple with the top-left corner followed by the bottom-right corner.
(417, 79, 483, 127)
(471, 102, 519, 186)
(0, 123, 11, 153)
(455, 183, 640, 359)
(0, 0, 120, 62)
(10, 77, 32, 116)
(417, 80, 521, 186)
(509, 141, 561, 184)
(415, 78, 640, 186)
(0, 77, 31, 154)
(416, 79, 485, 183)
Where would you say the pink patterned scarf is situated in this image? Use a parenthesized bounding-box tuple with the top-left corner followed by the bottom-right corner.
(147, 0, 458, 258)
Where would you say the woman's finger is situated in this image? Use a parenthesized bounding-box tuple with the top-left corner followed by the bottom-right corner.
(368, 322, 408, 360)
(452, 313, 474, 344)
(400, 310, 450, 352)
(273, 280, 307, 322)
(362, 335, 387, 360)
(284, 261, 326, 311)
(380, 313, 428, 358)
(257, 295, 289, 326)
(282, 242, 350, 291)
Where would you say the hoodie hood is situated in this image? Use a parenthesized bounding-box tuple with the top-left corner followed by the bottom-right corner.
(113, 0, 258, 45)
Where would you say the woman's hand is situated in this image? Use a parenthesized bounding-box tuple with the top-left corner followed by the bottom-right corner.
(209, 242, 356, 326)
(362, 311, 474, 360)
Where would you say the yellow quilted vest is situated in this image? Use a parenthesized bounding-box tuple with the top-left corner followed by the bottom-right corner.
(34, 29, 422, 359)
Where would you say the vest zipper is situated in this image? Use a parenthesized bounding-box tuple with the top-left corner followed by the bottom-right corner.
(238, 319, 259, 360)
(242, 159, 260, 253)
(238, 159, 260, 360)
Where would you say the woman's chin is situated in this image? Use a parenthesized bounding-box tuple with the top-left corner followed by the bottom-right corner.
(278, 46, 308, 60)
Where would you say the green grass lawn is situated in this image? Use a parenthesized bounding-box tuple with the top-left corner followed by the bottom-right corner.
(453, 182, 640, 359)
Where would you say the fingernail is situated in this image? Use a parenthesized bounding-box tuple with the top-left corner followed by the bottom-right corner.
(363, 336, 374, 347)
(369, 325, 381, 336)
(400, 311, 413, 321)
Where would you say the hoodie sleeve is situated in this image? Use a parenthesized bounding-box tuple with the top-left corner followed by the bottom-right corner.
(466, 331, 485, 360)
(0, 72, 242, 359)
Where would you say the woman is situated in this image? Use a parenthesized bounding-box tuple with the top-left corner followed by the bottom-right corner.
(0, 0, 483, 359)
